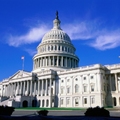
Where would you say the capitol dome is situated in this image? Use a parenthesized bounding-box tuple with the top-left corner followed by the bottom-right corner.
(33, 12, 79, 72)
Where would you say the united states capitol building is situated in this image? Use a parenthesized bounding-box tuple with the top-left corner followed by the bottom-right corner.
(0, 13, 120, 108)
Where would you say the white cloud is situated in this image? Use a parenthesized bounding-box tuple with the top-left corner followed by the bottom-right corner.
(24, 48, 37, 56)
(7, 24, 50, 47)
(63, 22, 94, 40)
(90, 32, 120, 50)
(6, 21, 120, 51)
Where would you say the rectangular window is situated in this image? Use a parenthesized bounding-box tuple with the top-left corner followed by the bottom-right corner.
(84, 98, 87, 104)
(67, 87, 70, 93)
(75, 98, 79, 105)
(91, 85, 94, 92)
(83, 77, 86, 80)
(60, 99, 63, 105)
(83, 86, 87, 92)
(67, 98, 70, 105)
(91, 96, 95, 104)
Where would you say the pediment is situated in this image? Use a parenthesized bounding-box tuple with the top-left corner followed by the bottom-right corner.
(9, 70, 31, 80)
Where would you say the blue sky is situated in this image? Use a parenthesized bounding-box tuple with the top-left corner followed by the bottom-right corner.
(0, 0, 120, 80)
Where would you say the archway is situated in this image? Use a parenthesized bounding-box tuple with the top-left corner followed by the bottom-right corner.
(32, 100, 37, 107)
(46, 99, 49, 107)
(113, 97, 117, 106)
(22, 100, 28, 107)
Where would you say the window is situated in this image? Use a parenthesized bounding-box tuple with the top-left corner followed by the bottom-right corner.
(67, 87, 70, 93)
(91, 85, 94, 92)
(83, 77, 86, 80)
(91, 96, 95, 104)
(83, 85, 87, 92)
(60, 99, 63, 105)
(75, 84, 79, 93)
(84, 98, 87, 104)
(67, 98, 70, 105)
(75, 98, 79, 105)
(67, 79, 69, 82)
(91, 76, 93, 79)
(61, 80, 64, 83)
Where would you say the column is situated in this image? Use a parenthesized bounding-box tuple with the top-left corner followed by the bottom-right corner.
(49, 56, 51, 66)
(27, 80, 29, 96)
(17, 82, 19, 95)
(115, 73, 118, 92)
(30, 80, 33, 96)
(53, 79, 55, 95)
(34, 81, 36, 96)
(49, 79, 52, 96)
(46, 57, 47, 66)
(38, 80, 40, 96)
(65, 57, 67, 67)
(109, 74, 112, 92)
(20, 81, 22, 95)
(41, 80, 43, 96)
(53, 56, 55, 66)
(61, 56, 63, 67)
(57, 56, 59, 66)
(40, 58, 41, 67)
(69, 58, 71, 68)
(23, 81, 25, 96)
(46, 79, 48, 96)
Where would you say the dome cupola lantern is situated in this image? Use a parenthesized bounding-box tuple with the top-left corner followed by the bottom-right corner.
(53, 11, 61, 29)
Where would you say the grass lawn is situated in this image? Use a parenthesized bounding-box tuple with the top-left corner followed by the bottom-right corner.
(15, 107, 86, 111)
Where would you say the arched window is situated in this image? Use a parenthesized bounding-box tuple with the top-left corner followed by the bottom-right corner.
(75, 84, 79, 93)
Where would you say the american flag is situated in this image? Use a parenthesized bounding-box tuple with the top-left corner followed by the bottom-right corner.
(21, 56, 24, 60)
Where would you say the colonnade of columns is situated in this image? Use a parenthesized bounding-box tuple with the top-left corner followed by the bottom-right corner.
(108, 73, 120, 92)
(1, 79, 55, 97)
(34, 56, 78, 69)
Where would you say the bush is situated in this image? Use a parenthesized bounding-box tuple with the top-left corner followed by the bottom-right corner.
(0, 106, 15, 116)
(84, 106, 110, 117)
(37, 109, 49, 116)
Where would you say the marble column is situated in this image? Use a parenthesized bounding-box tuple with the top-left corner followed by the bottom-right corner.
(46, 79, 48, 96)
(23, 81, 25, 96)
(27, 80, 29, 96)
(53, 56, 55, 66)
(61, 56, 63, 67)
(41, 80, 43, 96)
(34, 81, 36, 96)
(115, 73, 118, 92)
(57, 56, 59, 66)
(49, 79, 52, 96)
(109, 74, 112, 91)
(38, 80, 40, 96)
(30, 80, 33, 96)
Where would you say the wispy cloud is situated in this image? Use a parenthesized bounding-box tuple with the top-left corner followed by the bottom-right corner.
(63, 22, 120, 50)
(24, 48, 37, 56)
(7, 24, 50, 47)
(90, 30, 120, 50)
(6, 21, 120, 51)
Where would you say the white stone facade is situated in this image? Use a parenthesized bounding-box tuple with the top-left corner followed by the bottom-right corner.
(0, 12, 120, 108)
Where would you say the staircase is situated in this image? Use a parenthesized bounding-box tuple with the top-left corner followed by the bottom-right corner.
(0, 98, 10, 106)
